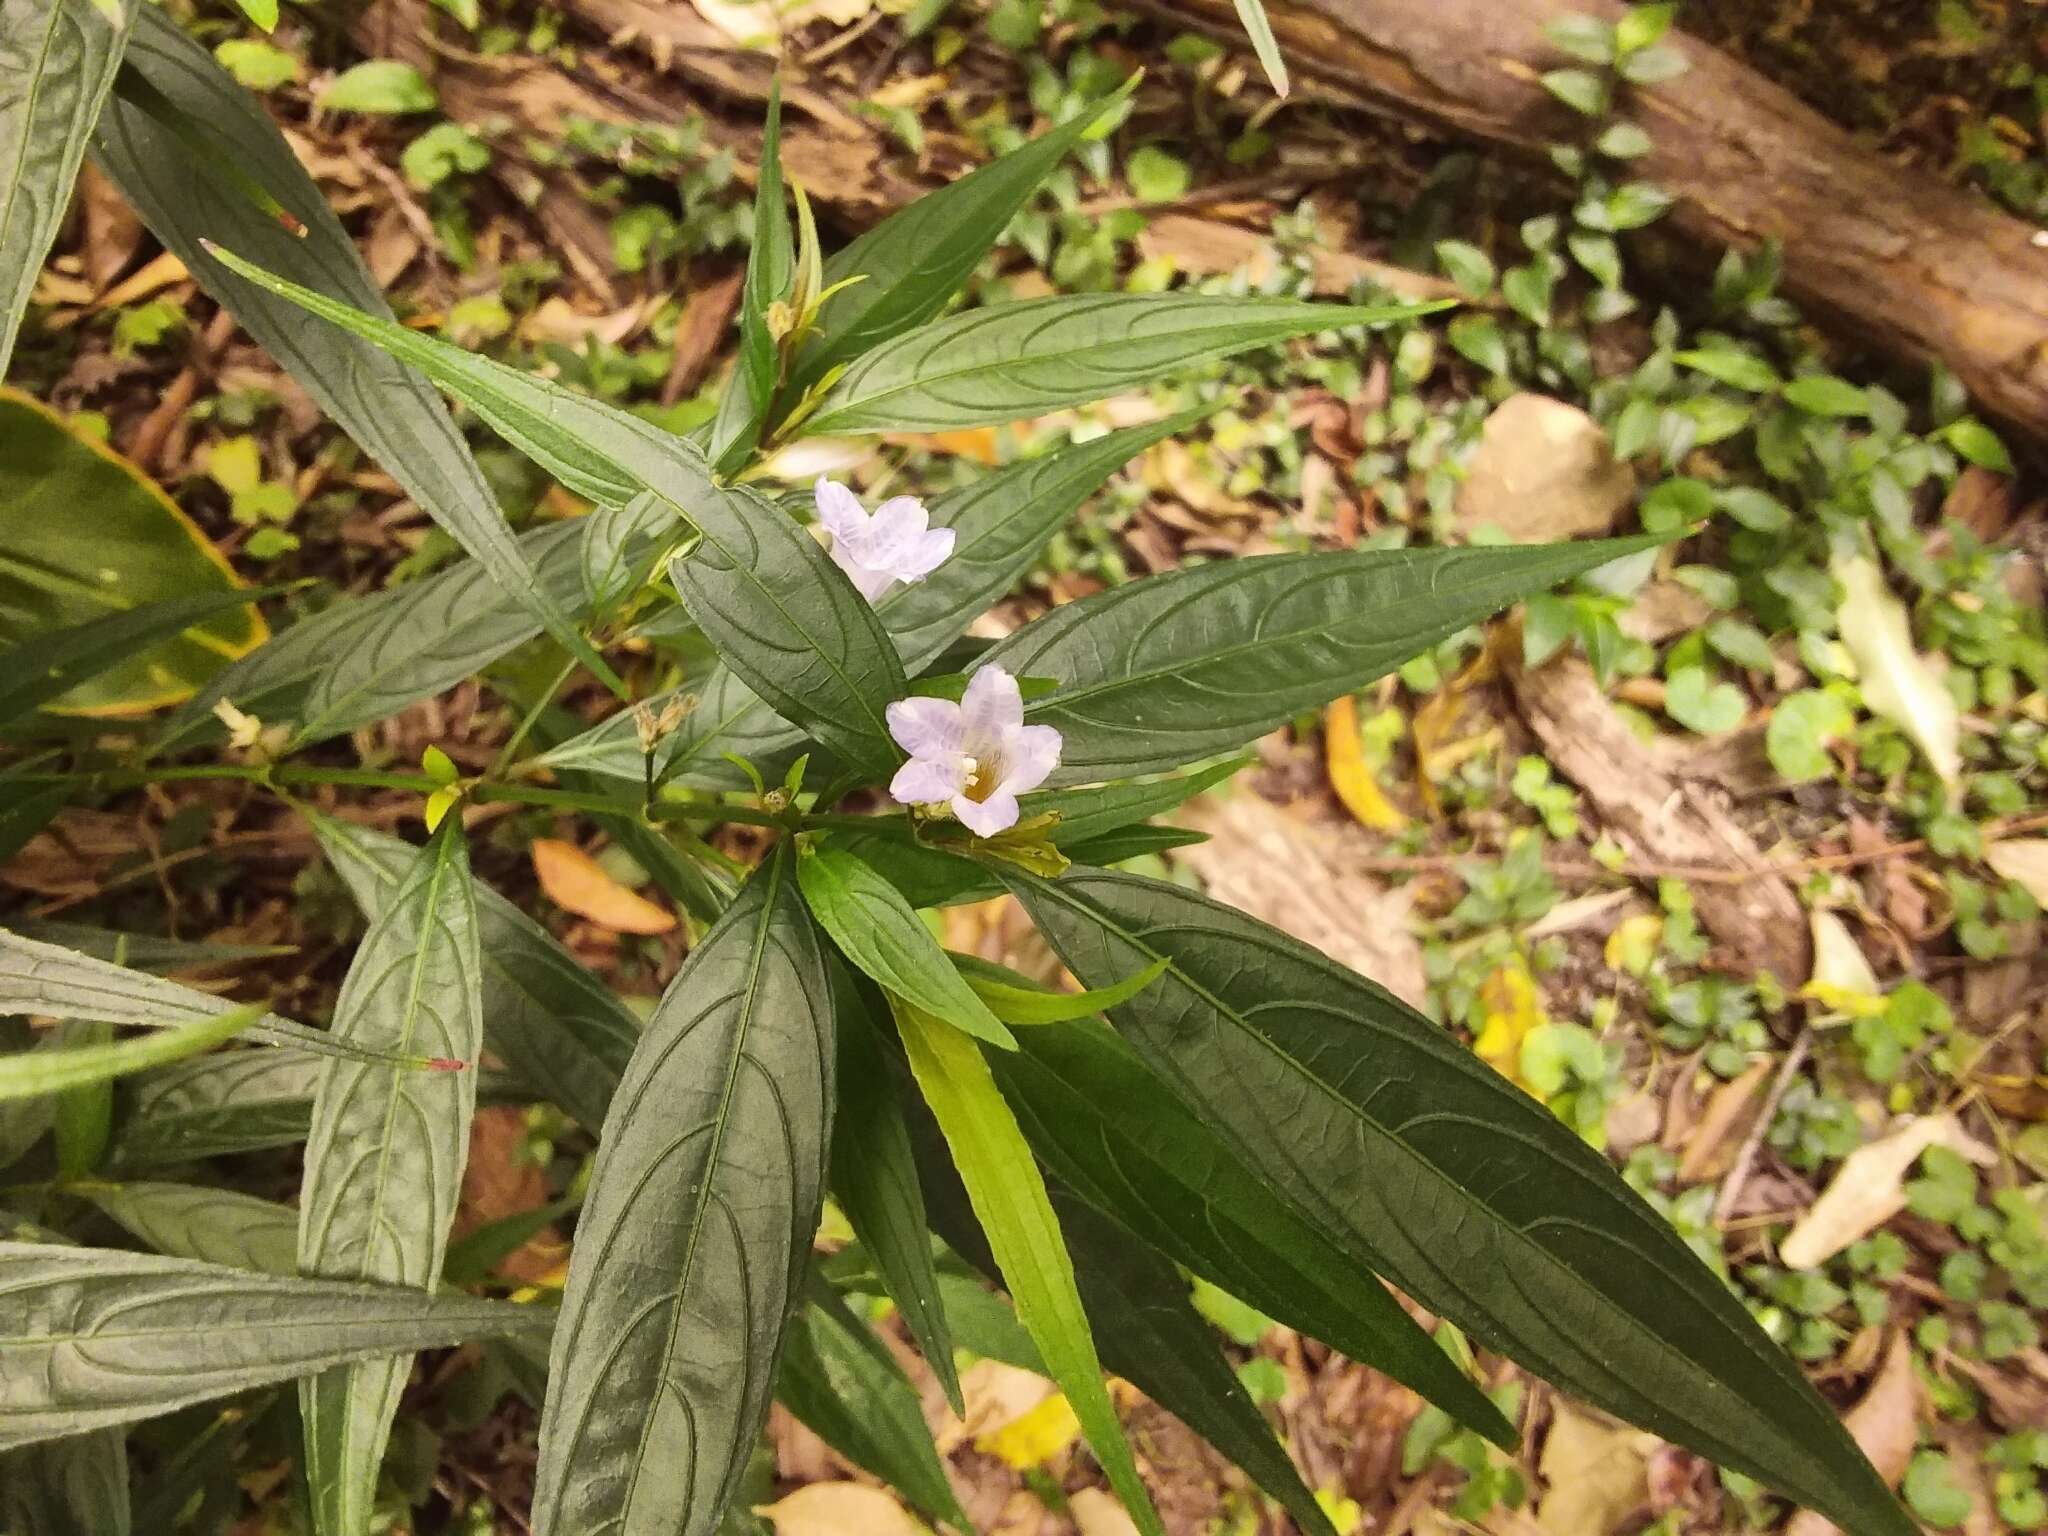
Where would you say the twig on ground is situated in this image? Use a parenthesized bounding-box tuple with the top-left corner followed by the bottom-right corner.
(1714, 1026, 1812, 1226)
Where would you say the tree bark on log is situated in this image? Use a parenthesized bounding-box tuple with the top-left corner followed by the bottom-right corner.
(355, 0, 2048, 444)
(1140, 0, 2048, 445)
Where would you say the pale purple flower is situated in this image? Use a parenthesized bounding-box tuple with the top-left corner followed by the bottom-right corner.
(815, 477, 954, 603)
(886, 666, 1063, 838)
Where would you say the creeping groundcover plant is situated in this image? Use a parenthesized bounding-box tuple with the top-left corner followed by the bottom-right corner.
(0, 16, 1918, 1536)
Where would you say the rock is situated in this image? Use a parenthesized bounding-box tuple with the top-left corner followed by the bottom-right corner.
(1457, 393, 1634, 541)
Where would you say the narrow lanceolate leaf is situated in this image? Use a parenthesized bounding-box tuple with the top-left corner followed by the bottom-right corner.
(777, 1280, 970, 1534)
(951, 954, 1168, 1026)
(108, 1046, 322, 1167)
(91, 8, 617, 692)
(0, 1243, 546, 1450)
(1231, 0, 1291, 97)
(532, 848, 834, 1536)
(800, 846, 1015, 1050)
(0, 588, 269, 730)
(78, 1180, 298, 1274)
(829, 973, 961, 1412)
(0, 781, 67, 865)
(0, 1002, 261, 1101)
(546, 416, 1194, 789)
(0, 1428, 130, 1536)
(311, 814, 638, 1135)
(709, 80, 790, 476)
(666, 482, 907, 776)
(802, 294, 1443, 436)
(0, 0, 134, 374)
(297, 822, 482, 1536)
(793, 83, 1132, 391)
(992, 1017, 1513, 1444)
(987, 536, 1659, 784)
(891, 997, 1162, 1536)
(1011, 869, 1916, 1536)
(0, 927, 431, 1066)
(158, 498, 675, 754)
(1055, 1199, 1336, 1536)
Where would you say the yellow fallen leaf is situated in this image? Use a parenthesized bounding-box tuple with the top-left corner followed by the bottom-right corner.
(1985, 839, 2048, 907)
(1780, 1113, 1994, 1270)
(883, 428, 1004, 466)
(530, 839, 677, 935)
(1536, 1405, 1655, 1536)
(938, 1357, 1057, 1454)
(1603, 912, 1663, 976)
(755, 1483, 925, 1536)
(1324, 694, 1407, 831)
(1834, 553, 1960, 789)
(976, 1388, 1080, 1470)
(1800, 910, 1885, 1017)
(1475, 959, 1546, 1091)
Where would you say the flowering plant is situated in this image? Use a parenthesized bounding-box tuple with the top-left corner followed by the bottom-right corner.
(0, 32, 1912, 1536)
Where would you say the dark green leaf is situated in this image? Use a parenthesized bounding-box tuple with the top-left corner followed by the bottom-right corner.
(803, 294, 1440, 436)
(78, 1180, 298, 1273)
(297, 822, 482, 1536)
(892, 996, 1161, 1536)
(0, 782, 67, 866)
(0, 1428, 130, 1536)
(0, 0, 134, 373)
(311, 814, 637, 1135)
(531, 848, 834, 1536)
(159, 498, 674, 752)
(992, 1016, 1513, 1443)
(830, 975, 961, 1412)
(710, 81, 790, 475)
(666, 479, 907, 777)
(108, 1047, 320, 1167)
(777, 1280, 970, 1533)
(986, 538, 1658, 784)
(94, 9, 617, 690)
(1010, 869, 1914, 1536)
(799, 845, 1015, 1049)
(0, 1243, 546, 1449)
(795, 86, 1132, 389)
(0, 587, 272, 731)
(545, 417, 1194, 789)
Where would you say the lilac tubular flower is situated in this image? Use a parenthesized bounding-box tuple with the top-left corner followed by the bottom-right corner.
(885, 666, 1063, 838)
(814, 477, 955, 602)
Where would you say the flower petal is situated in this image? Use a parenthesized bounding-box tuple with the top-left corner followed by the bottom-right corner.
(831, 543, 899, 602)
(895, 525, 956, 581)
(892, 755, 969, 805)
(886, 695, 964, 759)
(870, 495, 931, 536)
(954, 789, 1020, 838)
(813, 477, 868, 541)
(997, 723, 1063, 795)
(960, 665, 1023, 736)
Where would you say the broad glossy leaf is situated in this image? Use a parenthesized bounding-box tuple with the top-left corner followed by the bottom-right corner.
(992, 1016, 1512, 1443)
(799, 845, 1014, 1049)
(829, 974, 960, 1411)
(311, 813, 638, 1135)
(108, 1046, 321, 1167)
(988, 537, 1659, 784)
(891, 996, 1160, 1536)
(0, 1001, 261, 1100)
(0, 1428, 130, 1536)
(0, 0, 133, 373)
(79, 1180, 298, 1273)
(297, 822, 482, 1536)
(545, 417, 1193, 789)
(0, 391, 265, 718)
(0, 926, 433, 1066)
(1056, 1198, 1337, 1536)
(92, 9, 614, 690)
(803, 294, 1441, 436)
(666, 478, 906, 776)
(1011, 868, 1914, 1536)
(0, 1242, 545, 1449)
(531, 848, 834, 1536)
(794, 86, 1130, 391)
(709, 80, 789, 475)
(159, 497, 675, 753)
(777, 1280, 969, 1533)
